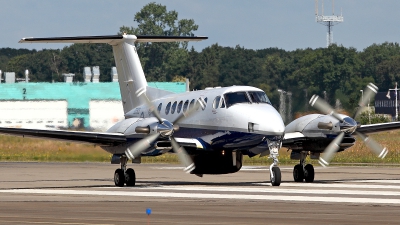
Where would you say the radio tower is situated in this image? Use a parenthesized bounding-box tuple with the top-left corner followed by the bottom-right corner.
(315, 0, 344, 47)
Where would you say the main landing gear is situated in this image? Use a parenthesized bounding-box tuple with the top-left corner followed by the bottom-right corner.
(293, 152, 314, 183)
(114, 156, 136, 187)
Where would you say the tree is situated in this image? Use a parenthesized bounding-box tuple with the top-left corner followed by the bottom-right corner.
(119, 2, 199, 82)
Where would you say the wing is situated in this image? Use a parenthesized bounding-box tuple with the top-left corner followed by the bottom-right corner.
(282, 132, 307, 147)
(356, 121, 400, 134)
(0, 127, 127, 146)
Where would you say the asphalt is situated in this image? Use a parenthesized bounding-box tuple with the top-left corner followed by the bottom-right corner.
(1, 162, 400, 224)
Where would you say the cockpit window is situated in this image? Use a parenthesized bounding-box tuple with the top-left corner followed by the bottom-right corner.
(224, 92, 250, 108)
(248, 91, 271, 104)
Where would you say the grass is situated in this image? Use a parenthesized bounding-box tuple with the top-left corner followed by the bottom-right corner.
(1, 130, 400, 165)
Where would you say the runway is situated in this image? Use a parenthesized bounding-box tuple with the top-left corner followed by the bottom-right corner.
(1, 162, 400, 224)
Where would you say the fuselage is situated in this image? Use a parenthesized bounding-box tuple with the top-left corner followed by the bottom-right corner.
(108, 85, 285, 155)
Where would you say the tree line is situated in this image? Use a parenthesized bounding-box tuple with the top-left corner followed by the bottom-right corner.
(1, 2, 400, 116)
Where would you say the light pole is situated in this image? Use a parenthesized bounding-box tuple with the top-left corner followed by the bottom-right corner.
(360, 90, 363, 103)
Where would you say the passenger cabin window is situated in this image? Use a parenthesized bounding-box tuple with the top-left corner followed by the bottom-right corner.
(248, 91, 271, 104)
(171, 101, 177, 114)
(224, 92, 250, 108)
(203, 97, 208, 110)
(177, 101, 183, 113)
(157, 103, 162, 113)
(213, 96, 221, 109)
(183, 100, 189, 112)
(189, 99, 195, 109)
(165, 102, 171, 115)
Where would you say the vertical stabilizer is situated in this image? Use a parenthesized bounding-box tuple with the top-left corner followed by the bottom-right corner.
(111, 36, 147, 113)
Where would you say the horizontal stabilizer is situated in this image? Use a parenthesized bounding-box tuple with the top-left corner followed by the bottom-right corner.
(19, 35, 208, 44)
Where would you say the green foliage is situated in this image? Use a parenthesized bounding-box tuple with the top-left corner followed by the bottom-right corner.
(119, 2, 198, 82)
(358, 111, 391, 125)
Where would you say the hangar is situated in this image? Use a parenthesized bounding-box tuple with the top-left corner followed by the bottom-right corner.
(0, 82, 187, 131)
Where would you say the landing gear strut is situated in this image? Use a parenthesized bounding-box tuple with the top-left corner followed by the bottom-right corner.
(269, 146, 281, 186)
(293, 152, 314, 183)
(114, 156, 136, 187)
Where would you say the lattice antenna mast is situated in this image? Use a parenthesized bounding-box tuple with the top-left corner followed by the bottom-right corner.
(315, 0, 344, 47)
(278, 89, 287, 123)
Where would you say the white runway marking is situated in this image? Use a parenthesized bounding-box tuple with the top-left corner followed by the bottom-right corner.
(144, 185, 400, 196)
(154, 166, 295, 171)
(0, 189, 400, 204)
(266, 182, 400, 190)
(351, 180, 400, 184)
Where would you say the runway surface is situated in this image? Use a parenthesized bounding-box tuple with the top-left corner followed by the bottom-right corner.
(1, 162, 400, 224)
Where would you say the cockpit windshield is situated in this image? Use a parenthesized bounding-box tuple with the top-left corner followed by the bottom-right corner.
(248, 91, 271, 104)
(224, 92, 250, 108)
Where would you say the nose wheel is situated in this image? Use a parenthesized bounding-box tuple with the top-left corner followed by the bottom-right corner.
(270, 166, 281, 186)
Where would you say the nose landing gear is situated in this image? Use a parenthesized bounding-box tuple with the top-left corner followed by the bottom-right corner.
(269, 145, 281, 186)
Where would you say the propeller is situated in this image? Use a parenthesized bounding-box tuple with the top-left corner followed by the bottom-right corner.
(125, 87, 202, 173)
(309, 83, 387, 167)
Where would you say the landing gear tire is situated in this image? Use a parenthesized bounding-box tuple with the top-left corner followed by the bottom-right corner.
(114, 168, 125, 187)
(304, 164, 315, 183)
(125, 168, 136, 187)
(293, 164, 304, 182)
(270, 167, 281, 186)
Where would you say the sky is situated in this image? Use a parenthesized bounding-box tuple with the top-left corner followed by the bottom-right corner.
(0, 0, 399, 52)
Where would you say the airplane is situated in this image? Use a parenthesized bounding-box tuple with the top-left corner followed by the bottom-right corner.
(282, 83, 400, 182)
(0, 34, 286, 187)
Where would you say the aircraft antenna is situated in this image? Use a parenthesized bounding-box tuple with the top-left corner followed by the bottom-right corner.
(315, 0, 344, 47)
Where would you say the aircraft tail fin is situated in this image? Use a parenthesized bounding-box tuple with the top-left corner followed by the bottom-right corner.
(20, 35, 207, 115)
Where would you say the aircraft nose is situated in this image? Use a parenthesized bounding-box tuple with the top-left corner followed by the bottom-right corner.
(252, 105, 285, 135)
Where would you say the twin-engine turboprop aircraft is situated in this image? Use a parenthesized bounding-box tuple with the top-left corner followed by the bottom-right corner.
(283, 83, 400, 182)
(0, 34, 285, 186)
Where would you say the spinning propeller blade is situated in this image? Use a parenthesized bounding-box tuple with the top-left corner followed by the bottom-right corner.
(136, 87, 163, 123)
(309, 95, 343, 122)
(310, 83, 388, 167)
(172, 98, 203, 125)
(355, 131, 388, 159)
(126, 91, 200, 172)
(318, 132, 344, 167)
(125, 133, 160, 160)
(353, 83, 378, 119)
(170, 137, 195, 173)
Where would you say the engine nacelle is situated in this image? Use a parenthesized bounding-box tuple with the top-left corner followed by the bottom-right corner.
(190, 151, 243, 175)
(106, 117, 173, 137)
